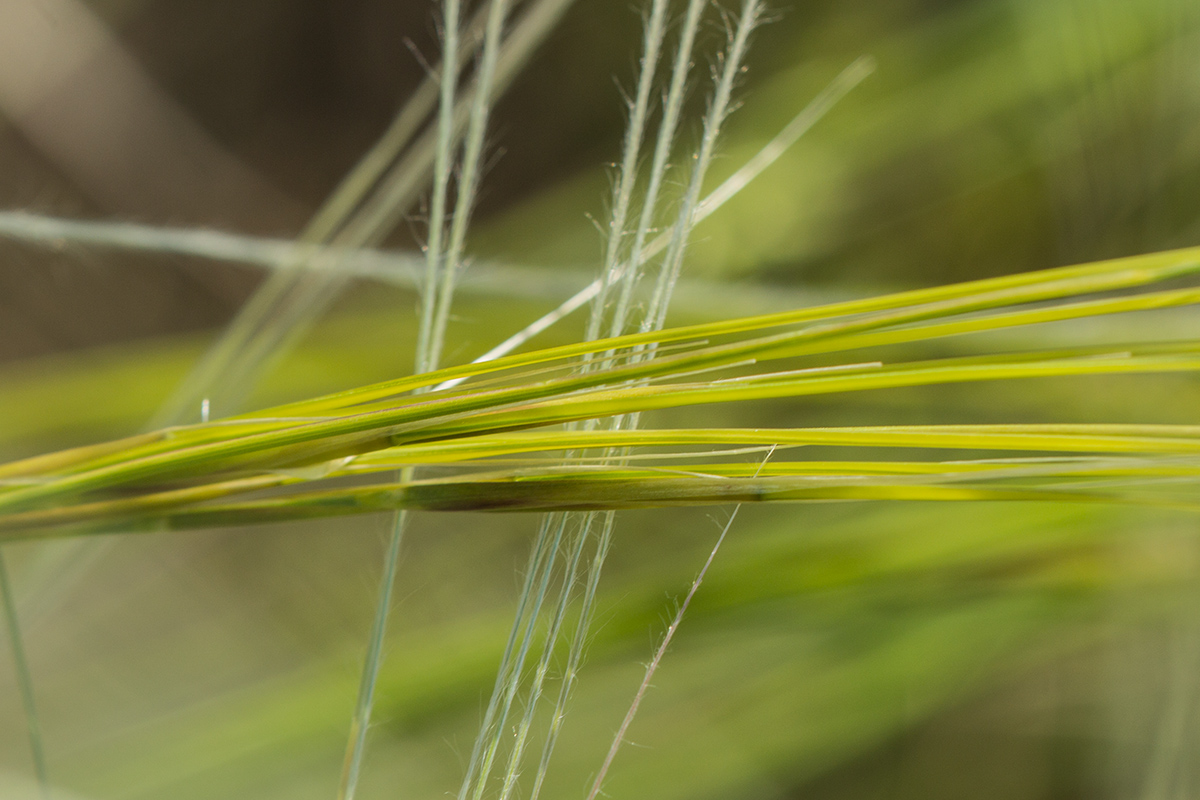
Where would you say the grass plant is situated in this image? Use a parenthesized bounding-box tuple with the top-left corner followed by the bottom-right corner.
(3, 1, 1200, 798)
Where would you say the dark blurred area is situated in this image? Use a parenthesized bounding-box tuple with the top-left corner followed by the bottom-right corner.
(2, 0, 1196, 362)
(0, 0, 642, 360)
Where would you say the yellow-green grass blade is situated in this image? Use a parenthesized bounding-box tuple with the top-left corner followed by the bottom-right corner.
(6, 455, 1200, 538)
(765, 284, 1200, 359)
(242, 245, 1200, 418)
(7, 312, 1192, 489)
(6, 248, 1200, 488)
(0, 418, 332, 482)
(405, 346, 1200, 441)
(4, 243, 1200, 520)
(10, 423, 1200, 535)
(0, 478, 1158, 540)
(119, 470, 1200, 518)
(347, 425, 1200, 464)
(312, 281, 1200, 427)
(0, 339, 709, 482)
(2, 342, 1200, 519)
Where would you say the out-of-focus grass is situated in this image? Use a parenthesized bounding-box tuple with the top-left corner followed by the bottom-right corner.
(7, 500, 1196, 799)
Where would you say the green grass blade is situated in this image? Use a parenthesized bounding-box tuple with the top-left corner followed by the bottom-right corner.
(0, 550, 48, 797)
(260, 245, 1200, 419)
(337, 507, 409, 800)
(3, 344, 1200, 520)
(8, 455, 1200, 539)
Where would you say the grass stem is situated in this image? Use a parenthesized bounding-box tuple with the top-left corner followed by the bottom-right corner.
(0, 549, 48, 799)
(444, 56, 870, 386)
(585, 447, 774, 800)
(336, 506, 410, 800)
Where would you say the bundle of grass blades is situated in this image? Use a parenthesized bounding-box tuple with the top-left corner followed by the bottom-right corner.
(3, 243, 1200, 534)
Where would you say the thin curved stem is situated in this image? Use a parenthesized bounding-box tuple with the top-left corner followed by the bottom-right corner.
(585, 446, 774, 800)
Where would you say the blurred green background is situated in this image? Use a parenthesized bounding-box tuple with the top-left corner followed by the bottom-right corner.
(2, 0, 1200, 798)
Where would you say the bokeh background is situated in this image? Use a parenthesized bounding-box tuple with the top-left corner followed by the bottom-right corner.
(2, 0, 1200, 798)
